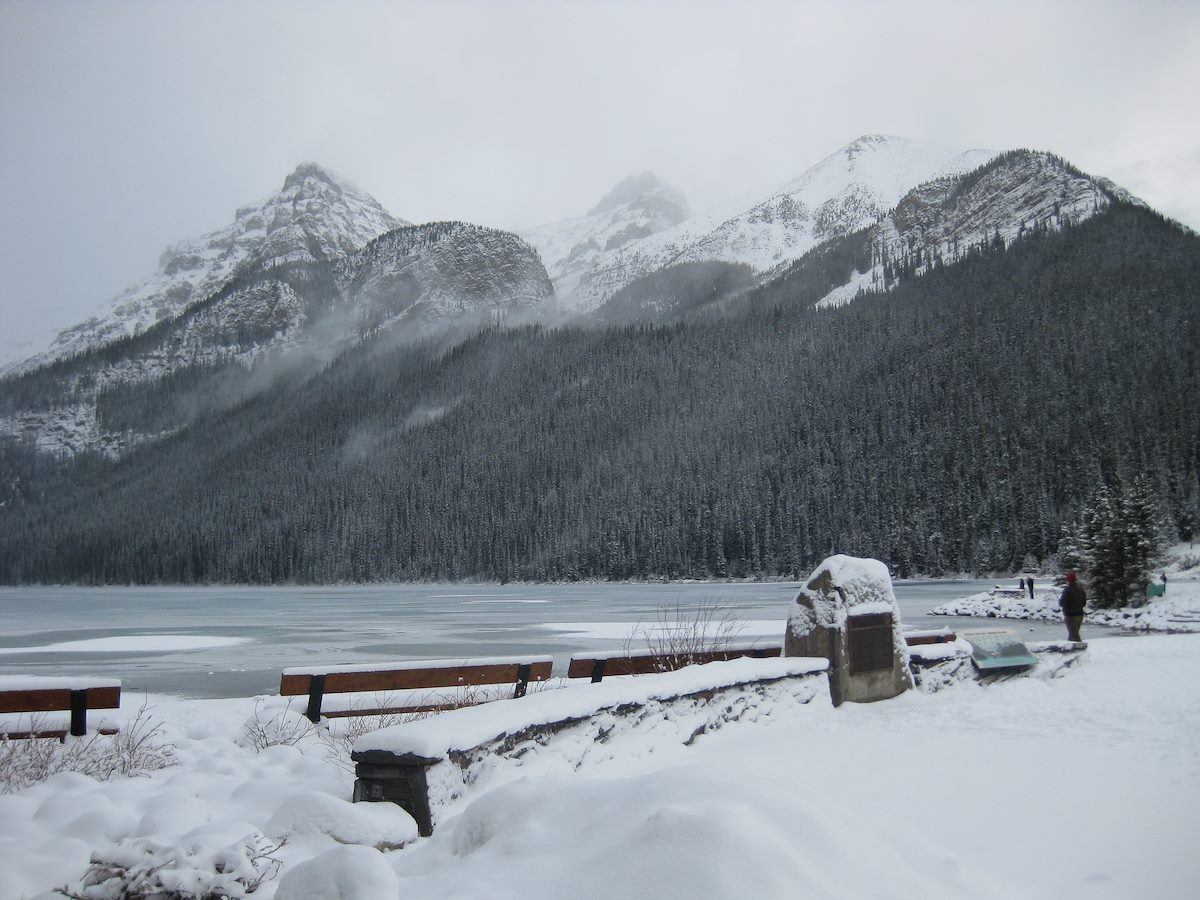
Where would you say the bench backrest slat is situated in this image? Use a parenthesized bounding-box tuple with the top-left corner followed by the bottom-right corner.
(0, 686, 121, 713)
(567, 646, 782, 680)
(280, 661, 553, 697)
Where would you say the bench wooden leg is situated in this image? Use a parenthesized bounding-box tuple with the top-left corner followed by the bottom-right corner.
(70, 689, 88, 737)
(305, 675, 326, 723)
(591, 658, 608, 683)
(513, 663, 532, 698)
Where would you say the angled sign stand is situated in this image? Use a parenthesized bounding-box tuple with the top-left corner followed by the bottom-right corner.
(960, 628, 1038, 671)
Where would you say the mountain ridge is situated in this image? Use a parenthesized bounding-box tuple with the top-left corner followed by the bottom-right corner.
(2, 202, 1195, 584)
(4, 163, 406, 376)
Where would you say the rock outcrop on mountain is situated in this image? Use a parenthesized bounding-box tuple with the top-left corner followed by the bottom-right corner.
(14, 164, 405, 375)
(810, 150, 1141, 308)
(344, 222, 552, 327)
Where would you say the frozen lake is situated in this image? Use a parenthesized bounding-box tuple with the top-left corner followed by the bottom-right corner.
(0, 580, 1073, 698)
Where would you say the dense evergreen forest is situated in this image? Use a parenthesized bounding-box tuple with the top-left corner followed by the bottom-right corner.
(1, 203, 1197, 584)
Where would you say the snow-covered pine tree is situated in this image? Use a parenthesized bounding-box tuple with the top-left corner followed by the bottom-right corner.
(1080, 477, 1164, 608)
(1056, 519, 1090, 576)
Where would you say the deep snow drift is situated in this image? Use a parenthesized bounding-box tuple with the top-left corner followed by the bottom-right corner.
(2, 615, 1198, 898)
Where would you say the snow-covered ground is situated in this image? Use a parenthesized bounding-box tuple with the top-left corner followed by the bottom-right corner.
(3, 623, 1197, 898)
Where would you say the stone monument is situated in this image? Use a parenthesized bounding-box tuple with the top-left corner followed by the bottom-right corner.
(785, 554, 913, 706)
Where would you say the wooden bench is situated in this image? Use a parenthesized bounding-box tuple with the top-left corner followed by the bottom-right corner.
(903, 629, 958, 647)
(0, 676, 121, 740)
(280, 655, 555, 723)
(567, 643, 783, 683)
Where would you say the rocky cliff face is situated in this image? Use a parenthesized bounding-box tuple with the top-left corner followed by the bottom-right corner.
(344, 222, 552, 327)
(812, 150, 1139, 308)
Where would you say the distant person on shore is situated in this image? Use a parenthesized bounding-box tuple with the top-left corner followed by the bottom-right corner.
(1027, 576, 1035, 599)
(1059, 572, 1087, 642)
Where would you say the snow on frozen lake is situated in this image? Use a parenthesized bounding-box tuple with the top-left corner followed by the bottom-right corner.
(0, 635, 250, 655)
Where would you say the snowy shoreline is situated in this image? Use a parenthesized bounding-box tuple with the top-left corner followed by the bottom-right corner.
(3, 630, 1197, 899)
(929, 581, 1200, 634)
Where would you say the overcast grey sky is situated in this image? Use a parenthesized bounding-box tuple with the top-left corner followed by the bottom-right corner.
(2, 0, 1198, 355)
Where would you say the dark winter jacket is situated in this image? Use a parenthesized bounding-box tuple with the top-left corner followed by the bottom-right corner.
(1060, 582, 1088, 615)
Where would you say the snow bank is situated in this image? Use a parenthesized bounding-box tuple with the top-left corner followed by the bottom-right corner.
(265, 791, 417, 849)
(274, 845, 399, 900)
(354, 657, 828, 759)
(3, 634, 1198, 900)
(354, 658, 830, 833)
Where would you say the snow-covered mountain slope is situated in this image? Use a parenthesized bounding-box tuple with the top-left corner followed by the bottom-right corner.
(521, 172, 689, 303)
(8, 163, 405, 375)
(536, 135, 995, 311)
(0, 202, 551, 457)
(813, 150, 1140, 308)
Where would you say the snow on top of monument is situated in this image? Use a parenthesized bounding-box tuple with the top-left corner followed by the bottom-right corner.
(353, 656, 828, 760)
(788, 554, 899, 639)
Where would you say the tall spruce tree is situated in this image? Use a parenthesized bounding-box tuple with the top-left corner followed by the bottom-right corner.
(1080, 477, 1164, 608)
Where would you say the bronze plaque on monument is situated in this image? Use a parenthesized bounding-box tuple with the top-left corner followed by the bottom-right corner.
(847, 612, 894, 675)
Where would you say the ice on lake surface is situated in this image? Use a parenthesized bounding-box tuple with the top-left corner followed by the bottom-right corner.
(0, 580, 1075, 698)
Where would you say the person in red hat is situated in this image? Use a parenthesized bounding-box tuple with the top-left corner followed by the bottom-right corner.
(1059, 571, 1088, 642)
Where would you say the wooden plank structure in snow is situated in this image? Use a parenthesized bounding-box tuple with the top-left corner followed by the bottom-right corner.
(0, 676, 122, 740)
(279, 656, 554, 723)
(566, 643, 783, 682)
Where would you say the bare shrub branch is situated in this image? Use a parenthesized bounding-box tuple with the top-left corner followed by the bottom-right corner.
(1, 697, 176, 794)
(626, 598, 747, 671)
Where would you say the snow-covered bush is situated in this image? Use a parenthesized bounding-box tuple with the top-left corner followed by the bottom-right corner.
(0, 699, 176, 794)
(57, 833, 283, 899)
(237, 699, 318, 752)
(239, 696, 429, 773)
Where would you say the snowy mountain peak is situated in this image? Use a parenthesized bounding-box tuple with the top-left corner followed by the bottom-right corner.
(561, 136, 997, 310)
(521, 171, 691, 302)
(282, 161, 344, 192)
(10, 164, 407, 374)
(588, 172, 689, 219)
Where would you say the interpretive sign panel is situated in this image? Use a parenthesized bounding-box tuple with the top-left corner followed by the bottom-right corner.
(960, 628, 1037, 671)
